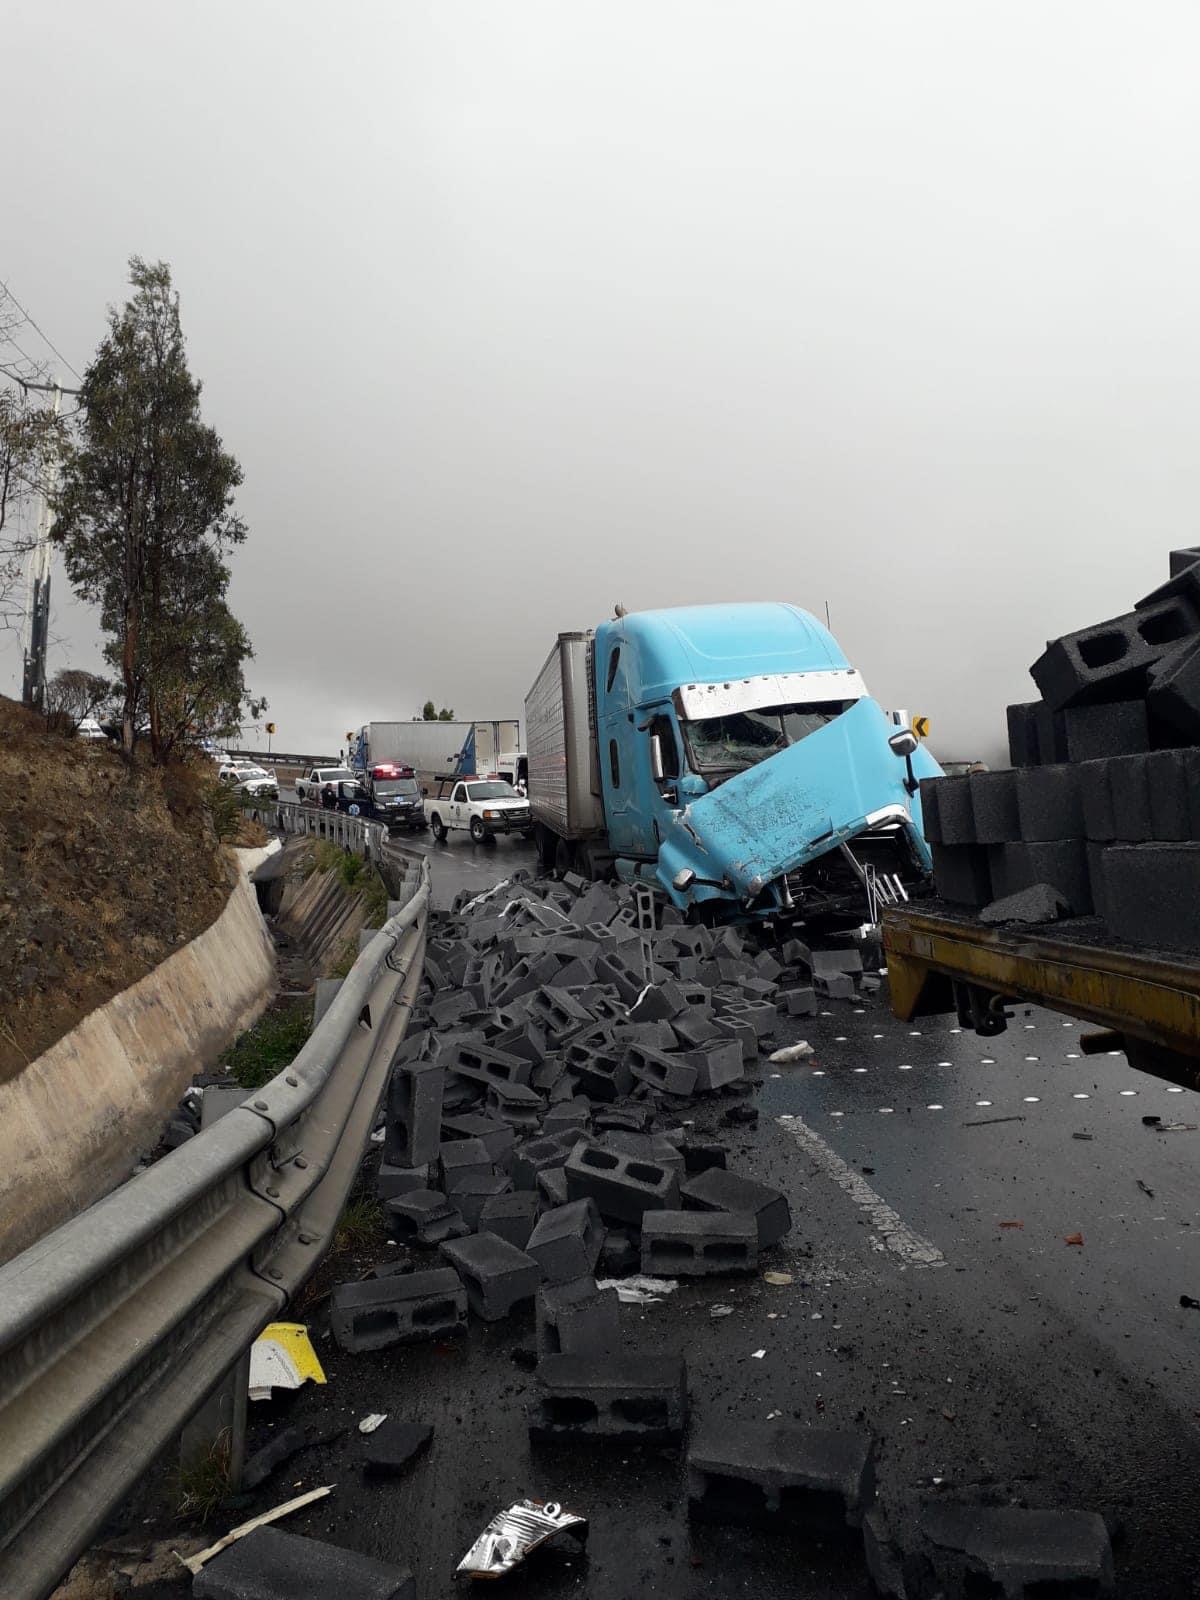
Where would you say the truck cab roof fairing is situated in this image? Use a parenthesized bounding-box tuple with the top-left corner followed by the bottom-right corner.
(595, 603, 850, 711)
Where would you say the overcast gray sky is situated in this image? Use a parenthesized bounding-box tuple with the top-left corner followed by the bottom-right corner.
(3, 2, 1196, 761)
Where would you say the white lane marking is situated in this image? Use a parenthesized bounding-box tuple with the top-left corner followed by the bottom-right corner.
(777, 1115, 945, 1270)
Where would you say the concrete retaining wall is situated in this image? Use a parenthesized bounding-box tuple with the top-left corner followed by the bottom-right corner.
(0, 853, 276, 1264)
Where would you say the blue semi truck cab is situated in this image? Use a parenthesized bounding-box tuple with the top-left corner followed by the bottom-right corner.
(525, 602, 942, 924)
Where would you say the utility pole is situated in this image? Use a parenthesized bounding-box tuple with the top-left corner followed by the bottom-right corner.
(21, 381, 61, 711)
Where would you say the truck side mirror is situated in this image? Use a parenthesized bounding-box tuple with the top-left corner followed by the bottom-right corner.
(673, 868, 696, 891)
(649, 734, 665, 782)
(888, 728, 920, 796)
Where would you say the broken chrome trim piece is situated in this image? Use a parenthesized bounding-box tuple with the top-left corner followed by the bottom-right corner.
(456, 1498, 589, 1579)
(675, 669, 866, 721)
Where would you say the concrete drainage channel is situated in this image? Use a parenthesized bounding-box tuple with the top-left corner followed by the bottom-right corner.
(189, 868, 1116, 1600)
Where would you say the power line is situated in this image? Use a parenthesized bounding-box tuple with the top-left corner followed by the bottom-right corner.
(0, 277, 83, 381)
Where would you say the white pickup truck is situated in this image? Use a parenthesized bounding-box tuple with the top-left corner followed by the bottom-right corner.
(425, 777, 533, 844)
(295, 765, 357, 805)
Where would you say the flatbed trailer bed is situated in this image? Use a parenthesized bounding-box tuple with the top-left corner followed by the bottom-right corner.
(883, 898, 1200, 1090)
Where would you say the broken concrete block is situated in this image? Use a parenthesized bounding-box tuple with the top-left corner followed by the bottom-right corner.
(979, 884, 1070, 926)
(193, 1527, 415, 1600)
(530, 1353, 687, 1442)
(484, 1079, 544, 1130)
(680, 1168, 791, 1248)
(384, 1061, 445, 1169)
(526, 1198, 605, 1283)
(542, 1099, 591, 1137)
(640, 1210, 758, 1276)
(477, 1189, 540, 1249)
(509, 1130, 583, 1189)
(687, 1420, 875, 1534)
(564, 1142, 680, 1225)
(440, 1232, 542, 1321)
(439, 1112, 514, 1166)
(914, 1503, 1115, 1598)
(536, 1165, 570, 1208)
(362, 1420, 433, 1478)
(535, 1276, 620, 1357)
(330, 1267, 466, 1352)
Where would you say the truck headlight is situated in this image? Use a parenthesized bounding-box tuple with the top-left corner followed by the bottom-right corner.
(483, 809, 499, 819)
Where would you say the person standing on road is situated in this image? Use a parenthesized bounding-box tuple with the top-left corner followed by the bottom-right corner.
(321, 782, 336, 810)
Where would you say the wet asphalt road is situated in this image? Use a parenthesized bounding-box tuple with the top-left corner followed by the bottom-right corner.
(232, 837, 1200, 1597)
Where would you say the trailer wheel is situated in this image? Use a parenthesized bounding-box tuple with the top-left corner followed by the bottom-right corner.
(430, 814, 447, 842)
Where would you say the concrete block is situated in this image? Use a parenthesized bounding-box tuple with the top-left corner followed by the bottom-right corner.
(527, 985, 593, 1039)
(194, 1527, 414, 1600)
(1061, 698, 1149, 761)
(1033, 702, 1067, 765)
(1107, 753, 1153, 840)
(1148, 632, 1200, 740)
(783, 986, 818, 1017)
(915, 1503, 1115, 1598)
(361, 1420, 433, 1478)
(440, 1113, 514, 1166)
(641, 1210, 757, 1275)
(1078, 759, 1116, 841)
(979, 884, 1070, 926)
(491, 1019, 548, 1066)
(477, 1189, 540, 1249)
(536, 1165, 570, 1208)
(933, 776, 975, 844)
(535, 1276, 620, 1357)
(384, 1061, 445, 1169)
(682, 1142, 728, 1173)
(530, 1353, 687, 1442)
(542, 1099, 591, 1137)
(593, 950, 645, 1004)
(385, 1190, 468, 1247)
(375, 1162, 429, 1202)
(510, 1130, 586, 1190)
(1001, 840, 1092, 915)
(687, 1420, 875, 1534)
(1005, 702, 1041, 768)
(485, 1079, 544, 1129)
(628, 981, 687, 1022)
(1031, 595, 1198, 710)
(603, 1131, 685, 1176)
(681, 1168, 791, 1247)
(440, 1232, 542, 1321)
(931, 843, 993, 908)
(809, 948, 862, 978)
(330, 1267, 466, 1351)
(1146, 748, 1192, 840)
(451, 1172, 512, 1230)
(526, 1199, 605, 1283)
(625, 1042, 698, 1097)
(1103, 842, 1200, 953)
(967, 770, 1019, 844)
(683, 1038, 746, 1091)
(564, 1142, 680, 1224)
(445, 1041, 532, 1087)
(1015, 765, 1084, 842)
(818, 971, 857, 1000)
(439, 1138, 492, 1192)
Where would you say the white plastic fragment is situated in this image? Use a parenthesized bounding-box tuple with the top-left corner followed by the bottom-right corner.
(177, 1486, 333, 1574)
(358, 1413, 388, 1433)
(709, 1304, 735, 1319)
(597, 1275, 678, 1303)
(751, 1348, 766, 1359)
(768, 1041, 814, 1063)
(456, 1498, 588, 1579)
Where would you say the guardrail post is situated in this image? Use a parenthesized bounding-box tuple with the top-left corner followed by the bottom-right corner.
(179, 1349, 250, 1491)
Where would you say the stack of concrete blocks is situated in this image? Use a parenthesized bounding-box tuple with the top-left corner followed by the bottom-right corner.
(921, 548, 1200, 952)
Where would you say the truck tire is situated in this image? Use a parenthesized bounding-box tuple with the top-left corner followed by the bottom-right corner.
(431, 814, 447, 842)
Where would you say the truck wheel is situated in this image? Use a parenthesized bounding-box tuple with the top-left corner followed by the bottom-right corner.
(469, 817, 487, 844)
(431, 815, 447, 842)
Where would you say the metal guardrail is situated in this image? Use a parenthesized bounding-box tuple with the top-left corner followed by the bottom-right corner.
(225, 748, 342, 768)
(0, 818, 431, 1599)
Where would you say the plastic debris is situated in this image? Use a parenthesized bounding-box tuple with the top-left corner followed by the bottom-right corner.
(763, 1271, 793, 1285)
(709, 1304, 735, 1318)
(177, 1486, 332, 1574)
(597, 1275, 677, 1303)
(456, 1498, 588, 1580)
(1137, 1179, 1155, 1198)
(751, 1348, 766, 1359)
(767, 1041, 814, 1063)
(1064, 1232, 1085, 1247)
(1071, 1131, 1094, 1141)
(998, 1220, 1024, 1230)
(358, 1413, 388, 1434)
(248, 1323, 327, 1401)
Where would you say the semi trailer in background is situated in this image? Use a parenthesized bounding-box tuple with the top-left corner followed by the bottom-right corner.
(525, 602, 941, 925)
(351, 719, 525, 786)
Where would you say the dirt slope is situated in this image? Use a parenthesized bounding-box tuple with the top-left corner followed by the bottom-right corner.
(0, 696, 232, 1081)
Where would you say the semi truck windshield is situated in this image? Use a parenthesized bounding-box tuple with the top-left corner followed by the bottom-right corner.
(684, 703, 849, 773)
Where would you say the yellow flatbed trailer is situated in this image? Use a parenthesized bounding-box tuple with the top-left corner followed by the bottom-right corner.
(882, 901, 1200, 1092)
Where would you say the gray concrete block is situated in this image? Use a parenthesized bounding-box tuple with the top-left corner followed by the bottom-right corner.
(1061, 698, 1149, 761)
(530, 1353, 687, 1441)
(681, 1168, 791, 1247)
(385, 1060, 445, 1168)
(439, 1138, 492, 1192)
(330, 1267, 466, 1351)
(510, 1130, 583, 1189)
(625, 1042, 698, 1097)
(1146, 748, 1192, 840)
(536, 1165, 570, 1208)
(1078, 759, 1116, 841)
(484, 1079, 544, 1129)
(783, 986, 817, 1016)
(931, 843, 993, 908)
(915, 1503, 1115, 1598)
(526, 1198, 605, 1283)
(440, 1113, 514, 1166)
(1148, 631, 1200, 740)
(535, 1276, 620, 1357)
(687, 1420, 875, 1534)
(1103, 842, 1200, 953)
(445, 1041, 532, 1087)
(979, 884, 1069, 926)
(564, 1142, 680, 1224)
(1005, 703, 1041, 768)
(542, 1099, 591, 1137)
(683, 1038, 745, 1091)
(375, 1161, 430, 1202)
(452, 1172, 513, 1230)
(641, 1210, 757, 1276)
(194, 1527, 414, 1600)
(1015, 765, 1084, 842)
(385, 1189, 467, 1247)
(933, 776, 975, 844)
(1000, 840, 1092, 915)
(1031, 596, 1198, 710)
(440, 1232, 542, 1320)
(967, 770, 1019, 844)
(1107, 753, 1153, 840)
(477, 1189, 540, 1249)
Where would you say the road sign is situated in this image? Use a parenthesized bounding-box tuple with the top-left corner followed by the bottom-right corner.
(912, 715, 930, 739)
(265, 722, 276, 735)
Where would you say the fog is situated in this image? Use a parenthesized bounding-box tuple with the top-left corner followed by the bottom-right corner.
(4, 2, 1198, 762)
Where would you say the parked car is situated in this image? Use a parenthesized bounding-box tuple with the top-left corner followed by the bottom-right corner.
(424, 775, 533, 843)
(295, 765, 357, 804)
(363, 764, 428, 832)
(217, 761, 279, 800)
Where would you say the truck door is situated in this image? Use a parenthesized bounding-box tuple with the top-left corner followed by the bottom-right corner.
(451, 782, 468, 829)
(626, 709, 684, 857)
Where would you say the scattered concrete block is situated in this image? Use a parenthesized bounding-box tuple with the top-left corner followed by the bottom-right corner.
(914, 1503, 1115, 1598)
(1015, 765, 1084, 842)
(375, 1162, 430, 1202)
(931, 843, 993, 908)
(681, 1168, 791, 1247)
(1103, 842, 1200, 953)
(542, 1099, 591, 1137)
(683, 1038, 745, 1091)
(687, 1420, 875, 1534)
(510, 1129, 585, 1189)
(626, 1042, 698, 1097)
(440, 1113, 514, 1166)
(783, 986, 817, 1017)
(682, 1142, 727, 1173)
(330, 1268, 466, 1352)
(485, 1079, 544, 1130)
(535, 1276, 620, 1357)
(979, 884, 1070, 926)
(194, 1527, 415, 1600)
(565, 1142, 680, 1224)
(452, 1172, 513, 1230)
(445, 1041, 532, 1087)
(441, 1232, 542, 1320)
(477, 1189, 540, 1249)
(526, 1199, 605, 1283)
(385, 1190, 467, 1247)
(440, 1138, 492, 1193)
(641, 1210, 757, 1276)
(530, 1353, 687, 1442)
(967, 770, 1019, 844)
(817, 971, 857, 1000)
(1000, 840, 1092, 915)
(1031, 596, 1198, 710)
(362, 1419, 433, 1478)
(384, 1061, 445, 1169)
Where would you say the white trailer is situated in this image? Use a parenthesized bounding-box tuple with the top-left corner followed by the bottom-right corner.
(525, 634, 606, 867)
